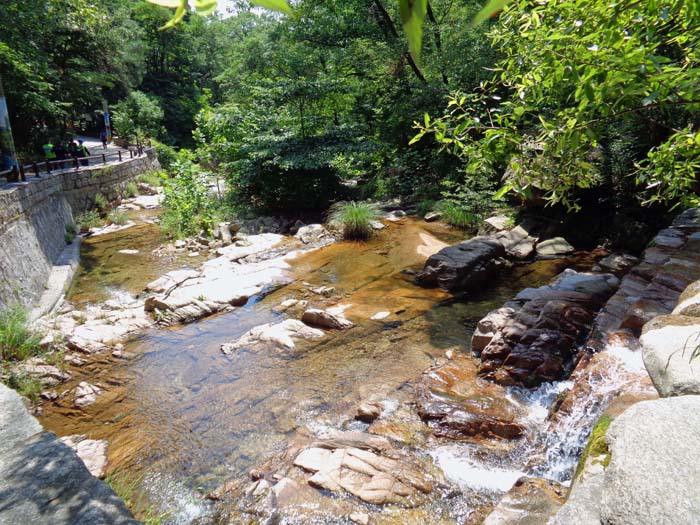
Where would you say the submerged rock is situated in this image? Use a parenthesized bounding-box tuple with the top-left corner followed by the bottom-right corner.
(416, 237, 506, 291)
(301, 308, 354, 330)
(74, 381, 103, 408)
(221, 319, 324, 354)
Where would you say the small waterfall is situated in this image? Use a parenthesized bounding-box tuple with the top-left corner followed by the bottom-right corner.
(528, 343, 652, 483)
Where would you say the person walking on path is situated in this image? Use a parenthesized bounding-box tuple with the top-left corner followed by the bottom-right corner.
(77, 139, 90, 166)
(100, 130, 108, 149)
(42, 141, 56, 160)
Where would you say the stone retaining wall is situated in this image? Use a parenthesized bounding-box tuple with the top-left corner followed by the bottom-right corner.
(0, 150, 160, 310)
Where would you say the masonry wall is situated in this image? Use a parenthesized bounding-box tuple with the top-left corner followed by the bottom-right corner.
(0, 149, 160, 310)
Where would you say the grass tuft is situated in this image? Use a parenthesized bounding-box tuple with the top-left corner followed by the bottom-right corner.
(76, 210, 104, 231)
(436, 201, 478, 230)
(0, 306, 43, 362)
(328, 201, 380, 240)
(108, 210, 129, 226)
(124, 182, 139, 198)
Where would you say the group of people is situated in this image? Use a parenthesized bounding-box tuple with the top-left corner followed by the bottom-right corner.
(42, 138, 91, 167)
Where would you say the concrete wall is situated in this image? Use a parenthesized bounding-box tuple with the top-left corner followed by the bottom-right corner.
(0, 150, 160, 310)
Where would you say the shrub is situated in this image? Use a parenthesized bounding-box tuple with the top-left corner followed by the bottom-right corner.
(416, 200, 436, 217)
(5, 369, 42, 402)
(64, 224, 77, 245)
(107, 210, 129, 226)
(161, 159, 215, 238)
(436, 201, 478, 230)
(138, 170, 166, 188)
(153, 140, 178, 172)
(124, 182, 138, 198)
(0, 305, 43, 362)
(94, 193, 109, 214)
(76, 210, 104, 231)
(328, 201, 380, 241)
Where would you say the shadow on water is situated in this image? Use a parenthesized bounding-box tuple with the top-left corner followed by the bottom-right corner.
(39, 218, 596, 523)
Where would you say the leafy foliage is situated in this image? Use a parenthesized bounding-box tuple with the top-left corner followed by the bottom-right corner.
(416, 0, 700, 211)
(112, 91, 164, 143)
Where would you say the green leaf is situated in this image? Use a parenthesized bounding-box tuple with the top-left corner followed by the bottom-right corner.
(146, 0, 182, 7)
(400, 0, 427, 64)
(160, 0, 188, 29)
(194, 0, 218, 15)
(250, 0, 293, 16)
(492, 184, 513, 200)
(472, 0, 511, 26)
(409, 131, 426, 145)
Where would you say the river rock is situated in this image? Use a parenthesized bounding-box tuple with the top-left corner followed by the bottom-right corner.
(481, 215, 512, 235)
(356, 401, 382, 423)
(424, 211, 442, 222)
(474, 270, 618, 387)
(481, 477, 566, 525)
(673, 279, 700, 317)
(293, 434, 439, 506)
(416, 237, 507, 291)
(535, 237, 574, 257)
(302, 308, 354, 330)
(59, 435, 108, 478)
(496, 226, 537, 259)
(597, 253, 639, 275)
(641, 315, 700, 397)
(146, 234, 291, 324)
(74, 382, 103, 407)
(221, 319, 325, 354)
(15, 357, 71, 386)
(295, 224, 329, 244)
(599, 396, 700, 525)
(416, 356, 526, 441)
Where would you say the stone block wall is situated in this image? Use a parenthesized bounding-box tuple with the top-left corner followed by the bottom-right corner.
(0, 149, 160, 310)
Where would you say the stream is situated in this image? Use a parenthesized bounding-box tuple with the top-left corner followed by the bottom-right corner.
(36, 211, 645, 524)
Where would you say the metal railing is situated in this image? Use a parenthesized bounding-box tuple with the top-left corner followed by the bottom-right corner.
(1, 144, 151, 183)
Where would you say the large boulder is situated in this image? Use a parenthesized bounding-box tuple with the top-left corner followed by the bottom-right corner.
(600, 396, 700, 525)
(416, 237, 506, 291)
(496, 226, 537, 259)
(641, 315, 700, 397)
(0, 384, 137, 524)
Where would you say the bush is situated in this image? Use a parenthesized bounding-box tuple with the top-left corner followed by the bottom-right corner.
(107, 210, 129, 226)
(5, 369, 42, 402)
(76, 210, 104, 231)
(437, 201, 478, 230)
(328, 201, 379, 240)
(124, 182, 138, 198)
(0, 306, 43, 362)
(65, 224, 77, 244)
(94, 193, 109, 214)
(161, 158, 216, 238)
(138, 170, 166, 188)
(153, 141, 178, 172)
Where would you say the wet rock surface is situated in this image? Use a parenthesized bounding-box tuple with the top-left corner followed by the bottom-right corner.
(481, 476, 566, 525)
(416, 237, 507, 291)
(474, 270, 619, 387)
(416, 356, 526, 441)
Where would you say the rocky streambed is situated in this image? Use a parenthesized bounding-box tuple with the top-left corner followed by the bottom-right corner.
(15, 205, 700, 525)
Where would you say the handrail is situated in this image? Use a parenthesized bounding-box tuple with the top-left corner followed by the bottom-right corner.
(2, 142, 154, 183)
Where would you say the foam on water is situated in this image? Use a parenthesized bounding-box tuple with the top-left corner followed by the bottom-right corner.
(431, 444, 525, 493)
(606, 343, 646, 373)
(142, 472, 212, 525)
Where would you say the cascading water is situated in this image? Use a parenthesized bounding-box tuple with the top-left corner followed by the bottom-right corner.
(528, 343, 653, 483)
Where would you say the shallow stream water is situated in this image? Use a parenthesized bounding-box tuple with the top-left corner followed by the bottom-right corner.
(39, 217, 605, 523)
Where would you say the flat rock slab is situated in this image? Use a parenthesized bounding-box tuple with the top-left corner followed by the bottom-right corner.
(0, 384, 137, 524)
(482, 476, 566, 525)
(293, 431, 441, 506)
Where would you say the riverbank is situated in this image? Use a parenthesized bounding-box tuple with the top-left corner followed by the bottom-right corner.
(4, 202, 700, 524)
